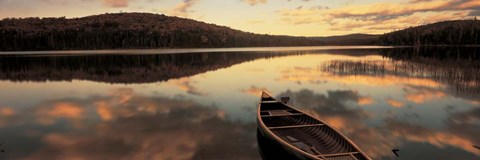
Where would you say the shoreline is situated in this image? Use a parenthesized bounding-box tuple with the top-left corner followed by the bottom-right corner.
(0, 46, 397, 55)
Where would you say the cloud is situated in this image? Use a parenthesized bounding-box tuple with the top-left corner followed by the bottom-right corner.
(4, 88, 259, 160)
(241, 86, 270, 97)
(0, 107, 15, 128)
(326, 0, 453, 19)
(169, 0, 199, 17)
(404, 86, 446, 104)
(168, 77, 207, 96)
(36, 102, 84, 125)
(276, 0, 480, 33)
(276, 89, 480, 158)
(102, 0, 129, 8)
(357, 97, 374, 106)
(96, 101, 114, 121)
(386, 118, 480, 157)
(457, 0, 480, 9)
(111, 88, 134, 104)
(241, 0, 267, 6)
(387, 99, 405, 108)
(0, 107, 15, 116)
(471, 100, 480, 105)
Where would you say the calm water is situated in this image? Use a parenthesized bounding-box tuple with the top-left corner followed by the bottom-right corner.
(0, 47, 479, 159)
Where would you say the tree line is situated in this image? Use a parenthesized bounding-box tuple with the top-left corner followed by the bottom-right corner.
(380, 19, 480, 46)
(2, 13, 480, 51)
(0, 13, 323, 51)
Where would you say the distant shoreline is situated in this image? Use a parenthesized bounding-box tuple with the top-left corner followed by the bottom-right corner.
(0, 46, 398, 55)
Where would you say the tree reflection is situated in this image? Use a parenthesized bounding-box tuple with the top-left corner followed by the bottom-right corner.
(0, 51, 300, 84)
(323, 47, 480, 100)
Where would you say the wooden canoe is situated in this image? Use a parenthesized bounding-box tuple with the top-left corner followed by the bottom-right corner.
(257, 92, 371, 160)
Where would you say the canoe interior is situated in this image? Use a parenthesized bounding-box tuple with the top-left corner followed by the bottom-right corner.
(259, 93, 369, 160)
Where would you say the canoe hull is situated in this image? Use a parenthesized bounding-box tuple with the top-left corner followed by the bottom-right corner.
(256, 91, 371, 160)
(257, 119, 316, 160)
(257, 128, 302, 160)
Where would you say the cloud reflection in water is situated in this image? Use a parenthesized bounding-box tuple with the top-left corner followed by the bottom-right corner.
(1, 88, 259, 160)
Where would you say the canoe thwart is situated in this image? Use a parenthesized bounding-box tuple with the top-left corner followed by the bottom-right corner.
(261, 113, 304, 118)
(268, 124, 325, 130)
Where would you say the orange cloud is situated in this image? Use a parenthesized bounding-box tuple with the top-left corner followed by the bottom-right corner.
(357, 97, 374, 106)
(21, 91, 256, 160)
(169, 0, 199, 17)
(241, 0, 267, 6)
(457, 0, 480, 9)
(111, 88, 134, 104)
(46, 103, 83, 119)
(102, 0, 129, 8)
(327, 0, 452, 18)
(276, 0, 478, 33)
(96, 101, 114, 121)
(389, 121, 480, 156)
(405, 89, 446, 104)
(0, 107, 15, 116)
(169, 77, 206, 96)
(470, 100, 480, 105)
(36, 102, 84, 125)
(387, 99, 405, 108)
(0, 107, 16, 128)
(241, 86, 270, 97)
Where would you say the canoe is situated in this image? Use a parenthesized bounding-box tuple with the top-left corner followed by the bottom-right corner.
(257, 128, 299, 160)
(257, 91, 371, 160)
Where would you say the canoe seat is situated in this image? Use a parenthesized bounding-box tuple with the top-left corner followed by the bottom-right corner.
(261, 100, 279, 104)
(260, 111, 270, 116)
(323, 155, 357, 160)
(262, 114, 321, 127)
(286, 136, 298, 142)
(272, 126, 357, 155)
(268, 124, 325, 130)
(260, 102, 291, 111)
(260, 109, 302, 118)
(322, 152, 361, 160)
(292, 142, 316, 155)
(269, 110, 291, 115)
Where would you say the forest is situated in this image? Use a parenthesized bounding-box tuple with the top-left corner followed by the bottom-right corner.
(310, 34, 379, 45)
(1, 13, 480, 51)
(0, 13, 325, 51)
(380, 19, 480, 46)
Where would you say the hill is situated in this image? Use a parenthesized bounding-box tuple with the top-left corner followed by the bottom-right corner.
(380, 19, 480, 46)
(309, 34, 380, 45)
(0, 13, 324, 51)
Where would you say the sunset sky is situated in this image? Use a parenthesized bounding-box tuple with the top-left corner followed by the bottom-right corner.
(1, 0, 479, 36)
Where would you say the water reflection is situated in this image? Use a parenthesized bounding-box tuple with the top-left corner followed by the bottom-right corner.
(0, 52, 299, 84)
(0, 49, 382, 84)
(0, 47, 479, 160)
(324, 47, 480, 99)
(0, 88, 258, 159)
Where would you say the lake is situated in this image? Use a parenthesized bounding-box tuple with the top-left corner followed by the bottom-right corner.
(0, 46, 479, 159)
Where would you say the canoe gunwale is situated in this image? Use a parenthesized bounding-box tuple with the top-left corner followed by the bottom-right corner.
(257, 91, 371, 160)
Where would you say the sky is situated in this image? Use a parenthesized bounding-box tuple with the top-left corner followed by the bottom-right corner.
(0, 0, 479, 36)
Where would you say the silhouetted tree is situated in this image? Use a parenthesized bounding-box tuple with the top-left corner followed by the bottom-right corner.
(380, 19, 480, 46)
(0, 13, 324, 51)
